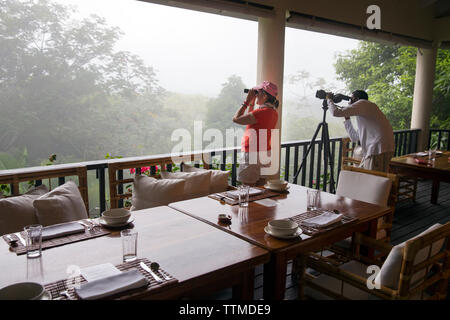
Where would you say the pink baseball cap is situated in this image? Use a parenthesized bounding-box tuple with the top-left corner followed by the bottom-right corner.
(253, 81, 278, 98)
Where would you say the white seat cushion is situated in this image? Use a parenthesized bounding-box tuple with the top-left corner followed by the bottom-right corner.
(182, 164, 229, 194)
(33, 181, 88, 227)
(375, 223, 445, 290)
(336, 170, 392, 206)
(305, 261, 380, 300)
(160, 170, 212, 200)
(0, 185, 48, 235)
(130, 175, 186, 210)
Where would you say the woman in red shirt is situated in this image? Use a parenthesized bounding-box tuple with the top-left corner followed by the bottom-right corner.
(232, 81, 279, 185)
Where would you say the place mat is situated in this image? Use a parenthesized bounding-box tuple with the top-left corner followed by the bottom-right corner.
(208, 188, 279, 205)
(288, 209, 358, 237)
(409, 151, 444, 158)
(2, 219, 111, 255)
(44, 258, 178, 300)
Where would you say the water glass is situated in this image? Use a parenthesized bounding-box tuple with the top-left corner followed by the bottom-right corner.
(121, 229, 138, 262)
(24, 225, 42, 259)
(307, 189, 320, 211)
(238, 185, 250, 207)
(428, 148, 437, 161)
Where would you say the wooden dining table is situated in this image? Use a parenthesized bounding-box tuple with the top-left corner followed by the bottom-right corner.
(168, 183, 391, 300)
(389, 150, 450, 204)
(0, 206, 269, 299)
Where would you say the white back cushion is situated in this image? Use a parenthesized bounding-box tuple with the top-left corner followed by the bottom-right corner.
(33, 181, 88, 227)
(183, 164, 229, 194)
(336, 170, 392, 206)
(160, 170, 212, 200)
(0, 185, 48, 235)
(375, 223, 445, 290)
(130, 175, 186, 211)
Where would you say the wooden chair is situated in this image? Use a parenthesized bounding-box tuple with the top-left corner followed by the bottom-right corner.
(336, 165, 399, 244)
(0, 164, 89, 211)
(342, 137, 417, 203)
(341, 137, 362, 167)
(108, 152, 211, 209)
(300, 222, 450, 300)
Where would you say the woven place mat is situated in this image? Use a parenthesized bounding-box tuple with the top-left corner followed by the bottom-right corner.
(2, 220, 111, 255)
(288, 209, 358, 237)
(208, 189, 279, 205)
(44, 258, 178, 300)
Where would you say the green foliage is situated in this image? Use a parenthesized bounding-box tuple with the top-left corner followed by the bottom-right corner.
(205, 75, 246, 138)
(334, 42, 450, 130)
(0, 0, 169, 165)
(0, 147, 28, 170)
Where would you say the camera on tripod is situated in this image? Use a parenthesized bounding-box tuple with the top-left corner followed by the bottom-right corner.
(315, 89, 351, 104)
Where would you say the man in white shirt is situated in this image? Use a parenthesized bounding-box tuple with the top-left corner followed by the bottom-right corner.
(327, 90, 395, 172)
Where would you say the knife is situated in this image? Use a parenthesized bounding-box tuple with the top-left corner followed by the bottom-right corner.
(139, 262, 163, 283)
(15, 232, 26, 247)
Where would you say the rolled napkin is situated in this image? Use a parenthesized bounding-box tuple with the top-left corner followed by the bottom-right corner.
(41, 222, 86, 240)
(225, 187, 263, 199)
(301, 211, 343, 228)
(75, 269, 148, 300)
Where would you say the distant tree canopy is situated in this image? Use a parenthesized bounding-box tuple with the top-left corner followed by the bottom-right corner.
(334, 42, 450, 130)
(0, 0, 173, 166)
(205, 74, 246, 134)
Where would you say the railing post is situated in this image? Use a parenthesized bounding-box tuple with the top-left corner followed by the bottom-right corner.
(98, 167, 106, 214)
(118, 169, 123, 208)
(284, 146, 290, 182)
(232, 150, 237, 186)
(293, 146, 299, 184)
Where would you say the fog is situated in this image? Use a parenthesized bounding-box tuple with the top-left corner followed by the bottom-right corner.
(60, 0, 359, 99)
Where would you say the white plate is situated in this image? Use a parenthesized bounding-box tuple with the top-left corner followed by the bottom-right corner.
(264, 226, 302, 239)
(264, 184, 290, 192)
(99, 215, 135, 227)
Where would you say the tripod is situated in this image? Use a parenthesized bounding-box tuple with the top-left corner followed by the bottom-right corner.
(293, 99, 336, 193)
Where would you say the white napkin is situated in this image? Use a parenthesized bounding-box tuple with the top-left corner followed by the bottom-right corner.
(41, 222, 86, 240)
(75, 269, 148, 300)
(254, 198, 278, 207)
(301, 212, 343, 228)
(414, 152, 428, 157)
(225, 187, 263, 199)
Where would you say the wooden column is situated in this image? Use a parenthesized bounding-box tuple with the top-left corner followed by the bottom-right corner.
(411, 47, 438, 151)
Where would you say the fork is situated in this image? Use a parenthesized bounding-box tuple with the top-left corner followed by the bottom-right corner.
(60, 290, 71, 300)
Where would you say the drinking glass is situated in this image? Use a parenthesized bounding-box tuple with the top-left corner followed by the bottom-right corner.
(238, 185, 250, 207)
(428, 148, 437, 161)
(121, 229, 138, 262)
(307, 189, 320, 211)
(24, 225, 42, 259)
(26, 256, 44, 283)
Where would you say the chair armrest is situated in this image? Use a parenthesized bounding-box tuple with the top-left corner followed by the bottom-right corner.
(306, 253, 396, 299)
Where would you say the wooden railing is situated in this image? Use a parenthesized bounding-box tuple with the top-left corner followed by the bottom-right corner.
(0, 128, 428, 216)
(428, 129, 450, 151)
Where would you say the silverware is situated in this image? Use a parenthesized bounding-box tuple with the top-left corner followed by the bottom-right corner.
(216, 193, 236, 203)
(150, 262, 171, 281)
(5, 234, 18, 246)
(15, 232, 26, 246)
(140, 262, 163, 283)
(78, 221, 91, 231)
(59, 290, 71, 300)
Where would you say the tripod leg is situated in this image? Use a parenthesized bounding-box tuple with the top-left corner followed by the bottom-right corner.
(293, 123, 323, 184)
(322, 123, 336, 193)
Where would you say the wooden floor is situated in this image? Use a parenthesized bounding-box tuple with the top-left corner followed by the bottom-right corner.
(206, 179, 450, 300)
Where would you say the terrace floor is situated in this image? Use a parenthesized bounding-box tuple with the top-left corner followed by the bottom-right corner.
(208, 179, 450, 300)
